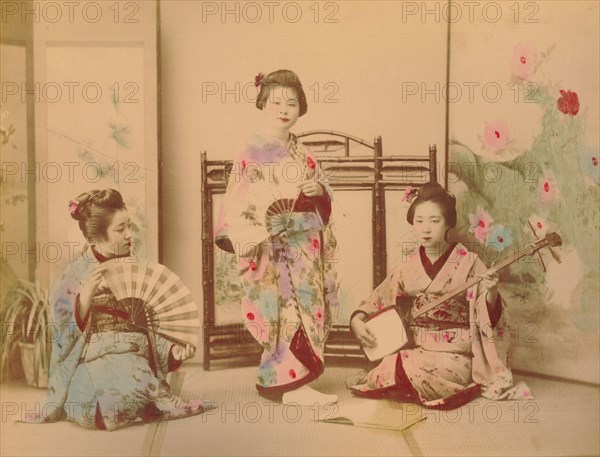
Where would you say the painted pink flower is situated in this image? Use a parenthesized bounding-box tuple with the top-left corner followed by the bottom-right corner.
(289, 368, 296, 379)
(483, 120, 510, 153)
(528, 214, 550, 237)
(458, 248, 468, 257)
(401, 186, 413, 202)
(241, 160, 247, 169)
(523, 390, 530, 398)
(312, 238, 320, 250)
(592, 157, 598, 167)
(510, 42, 537, 80)
(248, 260, 257, 271)
(468, 206, 494, 243)
(497, 328, 504, 338)
(442, 332, 450, 342)
(401, 352, 409, 359)
(538, 173, 559, 204)
(307, 156, 316, 169)
(375, 299, 383, 310)
(466, 290, 474, 301)
(557, 90, 580, 116)
(68, 200, 79, 215)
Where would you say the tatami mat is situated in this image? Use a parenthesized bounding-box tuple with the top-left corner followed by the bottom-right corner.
(1, 365, 599, 456)
(158, 366, 414, 456)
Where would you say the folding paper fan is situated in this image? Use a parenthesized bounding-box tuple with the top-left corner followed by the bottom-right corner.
(265, 198, 295, 236)
(101, 260, 200, 348)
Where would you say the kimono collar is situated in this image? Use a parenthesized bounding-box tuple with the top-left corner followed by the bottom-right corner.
(91, 245, 131, 263)
(420, 243, 457, 280)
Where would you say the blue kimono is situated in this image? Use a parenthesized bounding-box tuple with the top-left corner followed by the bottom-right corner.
(25, 247, 212, 430)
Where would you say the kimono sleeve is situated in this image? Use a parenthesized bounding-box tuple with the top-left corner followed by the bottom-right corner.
(350, 264, 404, 323)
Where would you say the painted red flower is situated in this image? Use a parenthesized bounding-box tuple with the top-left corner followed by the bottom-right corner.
(289, 369, 296, 379)
(241, 160, 247, 169)
(249, 260, 257, 271)
(458, 248, 468, 257)
(254, 72, 264, 87)
(312, 238, 320, 249)
(307, 156, 316, 169)
(557, 90, 580, 116)
(246, 312, 255, 321)
(592, 157, 598, 167)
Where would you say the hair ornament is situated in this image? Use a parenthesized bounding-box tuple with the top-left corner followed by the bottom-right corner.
(68, 200, 79, 215)
(254, 72, 265, 87)
(401, 186, 420, 203)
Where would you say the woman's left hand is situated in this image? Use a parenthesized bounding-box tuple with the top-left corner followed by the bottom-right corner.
(172, 344, 196, 361)
(479, 264, 499, 303)
(298, 181, 323, 197)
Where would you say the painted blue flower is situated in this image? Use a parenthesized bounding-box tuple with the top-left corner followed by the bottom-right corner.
(258, 363, 277, 387)
(487, 224, 514, 252)
(260, 289, 279, 320)
(578, 146, 600, 186)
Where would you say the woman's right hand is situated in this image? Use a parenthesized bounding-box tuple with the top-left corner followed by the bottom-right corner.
(350, 315, 377, 348)
(79, 265, 107, 317)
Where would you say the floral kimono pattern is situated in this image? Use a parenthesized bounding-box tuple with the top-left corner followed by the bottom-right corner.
(24, 248, 213, 431)
(216, 132, 340, 397)
(350, 243, 532, 409)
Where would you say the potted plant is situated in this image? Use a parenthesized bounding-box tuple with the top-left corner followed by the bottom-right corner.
(0, 279, 52, 388)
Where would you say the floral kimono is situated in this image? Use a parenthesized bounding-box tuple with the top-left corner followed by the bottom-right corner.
(350, 243, 532, 409)
(25, 247, 212, 431)
(216, 132, 339, 398)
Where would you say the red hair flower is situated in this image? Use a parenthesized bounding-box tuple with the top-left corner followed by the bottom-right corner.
(254, 72, 264, 87)
(557, 90, 580, 116)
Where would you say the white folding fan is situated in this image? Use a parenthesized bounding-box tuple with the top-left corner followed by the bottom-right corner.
(101, 260, 201, 348)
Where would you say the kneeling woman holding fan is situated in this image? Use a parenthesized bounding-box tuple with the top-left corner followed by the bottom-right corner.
(27, 189, 213, 430)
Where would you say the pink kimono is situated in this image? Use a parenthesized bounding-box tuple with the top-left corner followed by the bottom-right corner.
(350, 243, 532, 409)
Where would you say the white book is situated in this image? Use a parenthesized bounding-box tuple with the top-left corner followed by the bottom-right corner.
(363, 306, 409, 361)
(314, 399, 424, 431)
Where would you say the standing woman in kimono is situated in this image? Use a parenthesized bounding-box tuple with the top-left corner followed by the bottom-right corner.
(349, 182, 531, 408)
(27, 189, 212, 430)
(216, 69, 340, 405)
